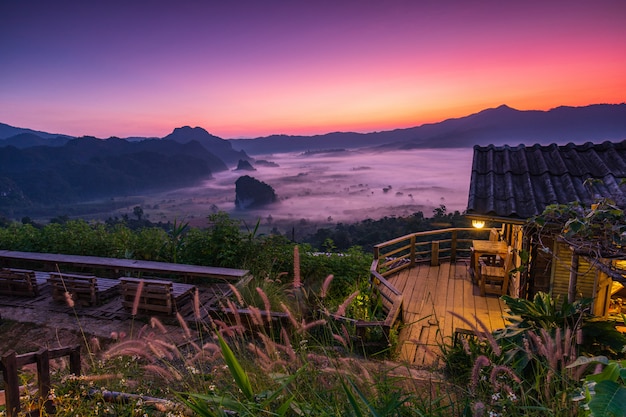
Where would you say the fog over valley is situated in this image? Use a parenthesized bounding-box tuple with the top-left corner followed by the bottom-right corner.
(155, 148, 473, 227)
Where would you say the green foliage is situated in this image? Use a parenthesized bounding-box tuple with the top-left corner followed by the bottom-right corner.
(499, 292, 590, 335)
(569, 356, 626, 417)
(303, 209, 470, 252)
(528, 197, 626, 256)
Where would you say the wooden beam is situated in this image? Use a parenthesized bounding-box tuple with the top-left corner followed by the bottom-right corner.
(568, 253, 580, 303)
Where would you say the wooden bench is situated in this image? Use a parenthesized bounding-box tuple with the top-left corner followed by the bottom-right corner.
(120, 277, 196, 316)
(48, 273, 119, 307)
(0, 268, 39, 297)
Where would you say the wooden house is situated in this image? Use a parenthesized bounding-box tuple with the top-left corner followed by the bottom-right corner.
(465, 140, 626, 317)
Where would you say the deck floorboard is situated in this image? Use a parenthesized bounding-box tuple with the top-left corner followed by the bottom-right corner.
(387, 261, 507, 368)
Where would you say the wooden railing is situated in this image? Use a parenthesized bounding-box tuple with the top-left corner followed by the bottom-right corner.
(365, 227, 493, 337)
(372, 227, 492, 277)
(1, 345, 81, 417)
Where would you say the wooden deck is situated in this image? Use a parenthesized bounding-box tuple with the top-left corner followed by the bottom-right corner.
(0, 270, 233, 323)
(388, 261, 508, 368)
(0, 250, 249, 282)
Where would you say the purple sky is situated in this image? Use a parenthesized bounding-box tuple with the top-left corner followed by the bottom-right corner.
(1, 0, 625, 139)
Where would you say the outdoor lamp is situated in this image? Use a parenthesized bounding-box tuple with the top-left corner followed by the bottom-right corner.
(472, 219, 485, 229)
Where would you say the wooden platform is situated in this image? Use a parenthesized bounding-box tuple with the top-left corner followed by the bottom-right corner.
(388, 261, 508, 368)
(0, 250, 249, 282)
(0, 270, 233, 324)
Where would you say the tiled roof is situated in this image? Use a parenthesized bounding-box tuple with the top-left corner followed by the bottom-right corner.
(466, 140, 626, 220)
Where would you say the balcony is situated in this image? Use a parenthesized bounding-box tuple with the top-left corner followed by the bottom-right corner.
(370, 228, 508, 367)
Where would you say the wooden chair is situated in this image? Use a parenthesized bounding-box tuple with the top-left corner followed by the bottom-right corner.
(48, 273, 119, 307)
(120, 277, 175, 315)
(479, 248, 513, 296)
(0, 268, 39, 297)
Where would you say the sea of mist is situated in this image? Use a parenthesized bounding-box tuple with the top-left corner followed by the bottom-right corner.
(151, 148, 474, 227)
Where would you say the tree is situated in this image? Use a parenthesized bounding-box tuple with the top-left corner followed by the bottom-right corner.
(133, 206, 144, 221)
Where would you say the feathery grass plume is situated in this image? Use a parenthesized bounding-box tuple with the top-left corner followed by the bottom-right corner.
(193, 288, 201, 319)
(228, 283, 244, 306)
(471, 355, 491, 391)
(320, 274, 334, 298)
(281, 302, 300, 329)
(475, 315, 501, 356)
(256, 287, 272, 321)
(144, 364, 183, 381)
(225, 299, 243, 331)
(333, 333, 348, 348)
(74, 373, 123, 382)
(247, 342, 273, 367)
(336, 290, 359, 316)
(279, 328, 297, 363)
(89, 337, 101, 354)
(341, 324, 351, 343)
(64, 291, 75, 308)
(299, 319, 327, 333)
(154, 337, 180, 351)
(248, 305, 263, 327)
(489, 364, 521, 391)
(202, 342, 220, 355)
(212, 319, 234, 337)
(307, 353, 333, 369)
(257, 333, 278, 359)
(176, 312, 192, 339)
(131, 280, 145, 316)
(293, 245, 301, 288)
(147, 340, 174, 361)
(105, 345, 151, 361)
(273, 342, 297, 366)
(150, 317, 168, 334)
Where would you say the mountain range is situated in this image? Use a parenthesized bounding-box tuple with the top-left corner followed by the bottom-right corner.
(2, 104, 625, 155)
(1, 103, 625, 217)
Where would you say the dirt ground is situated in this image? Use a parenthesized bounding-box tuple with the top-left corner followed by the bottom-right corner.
(0, 306, 137, 355)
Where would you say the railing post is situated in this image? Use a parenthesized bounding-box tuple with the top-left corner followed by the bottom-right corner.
(36, 348, 55, 414)
(450, 230, 457, 262)
(69, 345, 81, 376)
(410, 235, 416, 266)
(431, 241, 440, 266)
(2, 350, 20, 417)
(373, 247, 380, 272)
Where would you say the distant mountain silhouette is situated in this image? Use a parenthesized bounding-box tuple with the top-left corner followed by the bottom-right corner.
(3, 104, 625, 156)
(0, 136, 227, 206)
(0, 131, 71, 148)
(0, 122, 73, 142)
(229, 103, 626, 154)
(162, 126, 250, 164)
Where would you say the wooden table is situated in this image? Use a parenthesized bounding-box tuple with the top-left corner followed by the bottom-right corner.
(471, 240, 509, 279)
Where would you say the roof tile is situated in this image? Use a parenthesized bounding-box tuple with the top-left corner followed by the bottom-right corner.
(466, 140, 626, 219)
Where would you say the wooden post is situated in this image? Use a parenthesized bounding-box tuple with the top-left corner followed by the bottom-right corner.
(431, 241, 440, 266)
(450, 230, 458, 262)
(69, 346, 81, 376)
(2, 350, 20, 417)
(568, 253, 580, 304)
(36, 348, 55, 414)
(410, 235, 416, 266)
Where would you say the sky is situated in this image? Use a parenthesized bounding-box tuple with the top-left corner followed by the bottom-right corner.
(1, 0, 625, 140)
